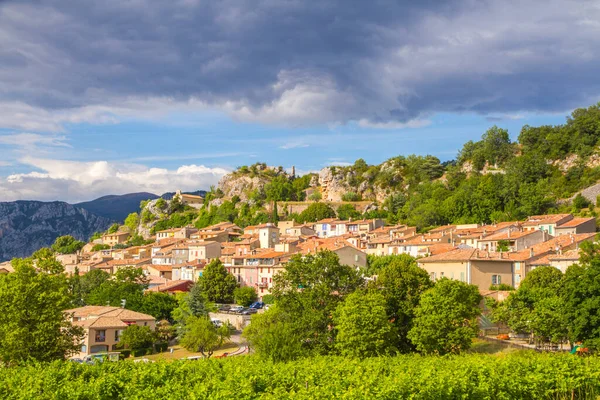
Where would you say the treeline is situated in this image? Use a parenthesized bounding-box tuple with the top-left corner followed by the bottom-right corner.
(244, 252, 482, 360)
(487, 241, 600, 349)
(1, 353, 599, 399)
(0, 245, 255, 363)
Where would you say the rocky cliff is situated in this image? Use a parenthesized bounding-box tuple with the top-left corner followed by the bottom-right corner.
(0, 201, 112, 261)
(217, 165, 291, 203)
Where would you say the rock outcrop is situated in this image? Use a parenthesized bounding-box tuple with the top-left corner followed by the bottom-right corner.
(0, 201, 112, 261)
(217, 166, 291, 202)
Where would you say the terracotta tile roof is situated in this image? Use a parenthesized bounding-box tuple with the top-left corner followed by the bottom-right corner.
(66, 306, 154, 321)
(557, 217, 596, 228)
(522, 214, 572, 226)
(147, 264, 173, 272)
(419, 248, 477, 263)
(479, 229, 537, 241)
(74, 316, 129, 329)
(297, 237, 361, 253)
(548, 249, 580, 261)
(427, 243, 458, 255)
(428, 224, 456, 233)
(147, 280, 194, 293)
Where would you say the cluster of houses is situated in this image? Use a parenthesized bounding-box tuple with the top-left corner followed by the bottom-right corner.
(46, 212, 596, 300)
(1, 210, 595, 359)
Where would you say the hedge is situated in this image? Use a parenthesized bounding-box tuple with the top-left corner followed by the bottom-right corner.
(0, 352, 600, 399)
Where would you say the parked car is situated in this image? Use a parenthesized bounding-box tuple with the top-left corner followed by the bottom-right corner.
(216, 304, 231, 312)
(240, 308, 257, 315)
(229, 305, 245, 313)
(211, 318, 223, 327)
(249, 301, 264, 309)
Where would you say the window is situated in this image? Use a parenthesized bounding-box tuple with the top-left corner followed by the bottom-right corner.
(440, 272, 444, 277)
(95, 330, 106, 342)
(515, 263, 520, 271)
(460, 272, 465, 282)
(515, 274, 521, 284)
(492, 275, 501, 285)
(81, 345, 87, 353)
(430, 272, 436, 281)
(115, 330, 121, 342)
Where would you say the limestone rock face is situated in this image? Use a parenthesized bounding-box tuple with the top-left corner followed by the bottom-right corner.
(217, 166, 291, 202)
(0, 201, 112, 261)
(318, 167, 351, 202)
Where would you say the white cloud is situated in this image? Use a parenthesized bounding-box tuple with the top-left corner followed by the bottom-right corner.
(0, 132, 71, 148)
(279, 141, 310, 150)
(1, 157, 229, 203)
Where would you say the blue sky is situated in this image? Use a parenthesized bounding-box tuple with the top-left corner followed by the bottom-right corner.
(0, 0, 598, 202)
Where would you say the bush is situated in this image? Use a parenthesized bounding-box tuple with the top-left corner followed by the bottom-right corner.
(489, 284, 515, 291)
(91, 244, 110, 252)
(341, 192, 362, 202)
(261, 294, 275, 304)
(131, 348, 147, 357)
(154, 342, 168, 353)
(308, 191, 322, 202)
(119, 350, 131, 359)
(234, 286, 258, 307)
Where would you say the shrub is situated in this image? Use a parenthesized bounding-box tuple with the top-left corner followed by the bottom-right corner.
(341, 192, 362, 202)
(261, 294, 275, 304)
(154, 342, 168, 353)
(308, 191, 322, 202)
(119, 350, 131, 359)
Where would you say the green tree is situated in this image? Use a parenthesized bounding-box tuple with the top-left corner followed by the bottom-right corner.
(234, 286, 258, 307)
(265, 175, 293, 201)
(297, 202, 336, 222)
(120, 325, 156, 352)
(80, 269, 110, 303)
(341, 192, 361, 202)
(51, 235, 85, 254)
(68, 267, 84, 307)
(374, 255, 433, 352)
(334, 290, 396, 358)
(197, 260, 237, 303)
(124, 212, 139, 231)
(155, 198, 167, 211)
(408, 279, 482, 355)
(562, 241, 600, 349)
(243, 305, 304, 362)
(271, 251, 364, 356)
(336, 204, 361, 221)
(188, 283, 210, 317)
(180, 316, 230, 358)
(139, 292, 178, 321)
(0, 255, 84, 363)
(91, 244, 110, 252)
(107, 223, 120, 234)
(572, 193, 591, 211)
(308, 191, 322, 202)
(86, 267, 148, 310)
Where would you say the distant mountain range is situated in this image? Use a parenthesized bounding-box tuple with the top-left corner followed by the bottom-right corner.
(0, 201, 112, 262)
(75, 192, 159, 221)
(0, 191, 206, 262)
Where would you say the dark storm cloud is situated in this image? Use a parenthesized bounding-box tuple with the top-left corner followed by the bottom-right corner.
(0, 0, 599, 127)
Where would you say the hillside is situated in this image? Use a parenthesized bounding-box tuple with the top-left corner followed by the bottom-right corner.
(75, 192, 159, 221)
(0, 201, 111, 261)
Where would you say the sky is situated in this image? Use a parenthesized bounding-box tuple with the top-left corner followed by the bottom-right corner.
(1, 0, 599, 203)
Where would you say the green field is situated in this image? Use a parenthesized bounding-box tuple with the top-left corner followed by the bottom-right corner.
(2, 352, 599, 399)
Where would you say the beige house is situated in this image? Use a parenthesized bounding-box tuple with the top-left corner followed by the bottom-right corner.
(258, 224, 280, 249)
(67, 306, 155, 359)
(554, 217, 596, 236)
(187, 240, 222, 261)
(102, 232, 130, 246)
(174, 190, 204, 208)
(477, 229, 547, 252)
(522, 214, 574, 235)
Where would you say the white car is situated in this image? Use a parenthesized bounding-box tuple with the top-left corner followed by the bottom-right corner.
(229, 305, 245, 313)
(211, 318, 223, 327)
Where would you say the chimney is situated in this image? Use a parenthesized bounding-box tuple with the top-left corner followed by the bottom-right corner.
(508, 230, 511, 239)
(530, 248, 534, 258)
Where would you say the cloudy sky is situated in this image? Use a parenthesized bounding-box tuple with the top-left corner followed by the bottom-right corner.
(1, 0, 599, 202)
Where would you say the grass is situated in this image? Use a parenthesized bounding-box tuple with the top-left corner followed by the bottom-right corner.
(133, 342, 240, 362)
(469, 338, 521, 354)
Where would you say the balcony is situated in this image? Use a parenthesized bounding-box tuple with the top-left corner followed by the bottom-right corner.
(95, 335, 106, 343)
(256, 281, 268, 288)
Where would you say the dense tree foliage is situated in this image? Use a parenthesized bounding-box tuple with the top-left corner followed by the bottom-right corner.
(85, 267, 149, 310)
(234, 286, 258, 307)
(196, 260, 237, 304)
(295, 202, 336, 222)
(0, 253, 84, 363)
(334, 290, 397, 358)
(408, 279, 482, 355)
(119, 325, 156, 353)
(373, 255, 434, 352)
(180, 316, 231, 358)
(51, 235, 85, 254)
